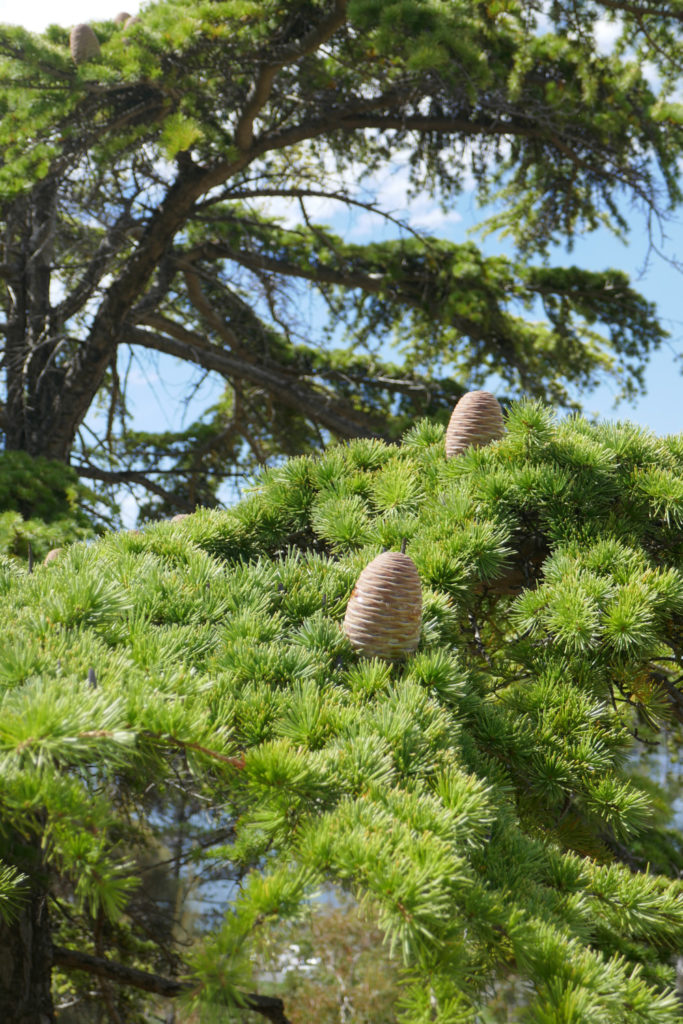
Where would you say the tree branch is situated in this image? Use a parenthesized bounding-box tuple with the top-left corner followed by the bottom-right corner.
(199, 187, 428, 243)
(649, 668, 683, 726)
(599, 0, 683, 22)
(180, 264, 242, 348)
(234, 0, 348, 150)
(52, 946, 292, 1024)
(182, 241, 384, 294)
(52, 207, 139, 327)
(73, 464, 195, 513)
(128, 325, 385, 440)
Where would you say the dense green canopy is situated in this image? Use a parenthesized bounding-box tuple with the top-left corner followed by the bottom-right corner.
(2, 403, 683, 1021)
(1, 0, 682, 516)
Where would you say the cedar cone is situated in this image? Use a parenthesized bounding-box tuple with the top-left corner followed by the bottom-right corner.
(444, 390, 505, 458)
(114, 12, 131, 24)
(344, 551, 422, 660)
(70, 24, 101, 63)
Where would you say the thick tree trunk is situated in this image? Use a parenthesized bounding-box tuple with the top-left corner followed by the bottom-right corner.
(3, 370, 74, 463)
(0, 832, 54, 1024)
(0, 892, 54, 1024)
(2, 178, 72, 463)
(2, 167, 210, 464)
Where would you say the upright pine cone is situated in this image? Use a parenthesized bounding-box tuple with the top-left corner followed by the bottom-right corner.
(114, 12, 131, 25)
(343, 551, 422, 660)
(70, 24, 101, 63)
(445, 390, 505, 458)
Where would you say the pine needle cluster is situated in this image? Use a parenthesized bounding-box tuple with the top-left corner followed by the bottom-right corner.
(2, 402, 683, 1021)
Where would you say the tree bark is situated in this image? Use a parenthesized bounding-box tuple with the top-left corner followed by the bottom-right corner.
(3, 178, 66, 462)
(0, 836, 54, 1024)
(52, 946, 291, 1023)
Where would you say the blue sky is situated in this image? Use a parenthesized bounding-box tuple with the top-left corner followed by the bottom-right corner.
(2, 0, 682, 443)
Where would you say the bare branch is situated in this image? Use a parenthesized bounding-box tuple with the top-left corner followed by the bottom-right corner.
(180, 265, 241, 349)
(199, 185, 410, 228)
(52, 208, 139, 326)
(73, 464, 195, 513)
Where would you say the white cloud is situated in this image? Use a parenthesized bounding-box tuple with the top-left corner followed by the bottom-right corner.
(641, 61, 661, 91)
(118, 489, 140, 528)
(409, 205, 462, 230)
(348, 160, 464, 239)
(594, 18, 621, 55)
(0, 0, 140, 32)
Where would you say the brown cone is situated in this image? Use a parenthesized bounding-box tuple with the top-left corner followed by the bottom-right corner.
(444, 390, 505, 458)
(43, 548, 63, 566)
(114, 12, 131, 25)
(343, 551, 422, 660)
(70, 24, 101, 63)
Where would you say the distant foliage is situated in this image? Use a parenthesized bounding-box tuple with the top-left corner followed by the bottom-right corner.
(0, 452, 96, 561)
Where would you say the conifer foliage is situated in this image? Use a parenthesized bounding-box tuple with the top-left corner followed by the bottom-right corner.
(1, 1, 682, 513)
(2, 403, 683, 1021)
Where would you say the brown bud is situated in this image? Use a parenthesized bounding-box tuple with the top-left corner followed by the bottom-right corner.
(170, 513, 190, 522)
(70, 23, 101, 63)
(445, 390, 505, 458)
(343, 551, 422, 660)
(43, 548, 63, 566)
(114, 11, 131, 24)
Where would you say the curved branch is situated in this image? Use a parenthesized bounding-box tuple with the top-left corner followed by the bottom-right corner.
(235, 0, 348, 150)
(179, 264, 241, 348)
(198, 188, 429, 244)
(183, 241, 383, 294)
(73, 464, 195, 513)
(52, 946, 291, 1024)
(128, 324, 385, 440)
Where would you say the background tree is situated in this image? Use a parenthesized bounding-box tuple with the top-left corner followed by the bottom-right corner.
(0, 451, 98, 562)
(1, 0, 682, 518)
(2, 402, 683, 1021)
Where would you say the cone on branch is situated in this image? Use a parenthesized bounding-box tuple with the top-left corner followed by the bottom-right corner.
(69, 24, 101, 64)
(123, 15, 141, 30)
(343, 550, 422, 660)
(445, 390, 505, 458)
(113, 12, 131, 25)
(43, 548, 63, 566)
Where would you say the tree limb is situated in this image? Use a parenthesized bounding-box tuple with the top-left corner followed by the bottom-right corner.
(73, 464, 195, 512)
(180, 264, 242, 348)
(51, 946, 292, 1024)
(599, 0, 683, 21)
(234, 0, 348, 150)
(52, 208, 139, 327)
(128, 325, 385, 440)
(183, 241, 384, 294)
(649, 668, 683, 726)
